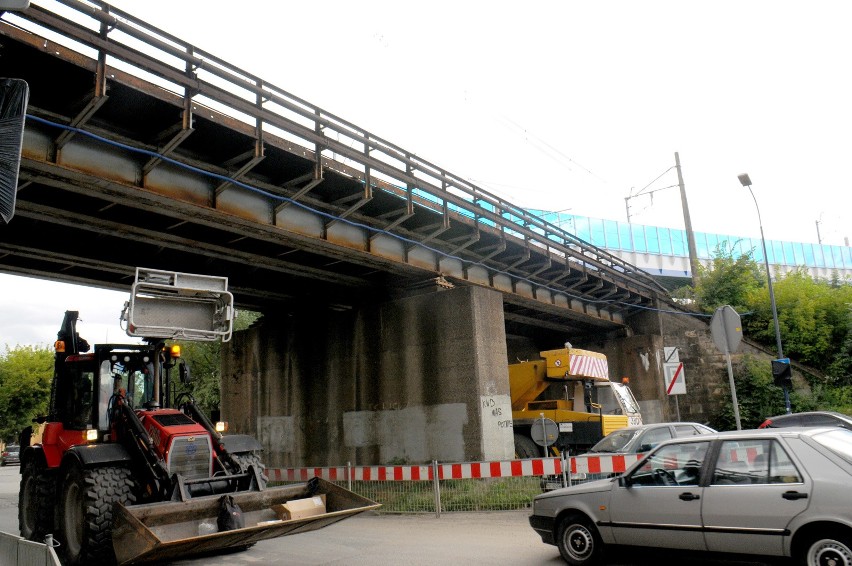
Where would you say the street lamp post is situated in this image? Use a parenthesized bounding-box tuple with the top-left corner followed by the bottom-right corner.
(738, 173, 791, 413)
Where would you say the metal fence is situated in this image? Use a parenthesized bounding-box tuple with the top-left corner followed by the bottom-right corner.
(0, 532, 61, 566)
(268, 455, 638, 515)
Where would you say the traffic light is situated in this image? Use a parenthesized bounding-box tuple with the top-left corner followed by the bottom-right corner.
(771, 358, 792, 388)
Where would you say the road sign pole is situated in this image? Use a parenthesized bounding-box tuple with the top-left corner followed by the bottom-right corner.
(725, 346, 742, 430)
(711, 306, 744, 430)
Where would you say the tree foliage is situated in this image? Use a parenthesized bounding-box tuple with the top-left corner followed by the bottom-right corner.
(745, 269, 852, 372)
(696, 245, 852, 421)
(693, 242, 764, 314)
(709, 354, 825, 430)
(0, 345, 53, 443)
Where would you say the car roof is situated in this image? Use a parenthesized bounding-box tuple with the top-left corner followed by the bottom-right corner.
(661, 426, 844, 443)
(616, 422, 711, 431)
(765, 410, 851, 420)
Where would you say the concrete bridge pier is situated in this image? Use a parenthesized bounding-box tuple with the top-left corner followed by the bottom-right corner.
(221, 286, 515, 468)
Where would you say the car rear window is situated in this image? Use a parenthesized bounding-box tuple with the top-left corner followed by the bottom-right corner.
(802, 414, 845, 427)
(768, 415, 801, 427)
(811, 429, 852, 462)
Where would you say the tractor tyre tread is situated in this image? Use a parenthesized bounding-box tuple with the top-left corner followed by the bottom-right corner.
(60, 465, 136, 566)
(232, 452, 268, 488)
(19, 459, 57, 542)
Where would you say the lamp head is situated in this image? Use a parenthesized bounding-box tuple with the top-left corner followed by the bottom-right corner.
(737, 173, 752, 187)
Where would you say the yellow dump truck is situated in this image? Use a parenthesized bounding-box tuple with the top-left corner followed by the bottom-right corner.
(509, 345, 642, 458)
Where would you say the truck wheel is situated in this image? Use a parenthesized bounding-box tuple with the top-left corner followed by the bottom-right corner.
(557, 514, 604, 566)
(232, 452, 268, 489)
(58, 464, 136, 566)
(514, 434, 540, 459)
(19, 459, 56, 541)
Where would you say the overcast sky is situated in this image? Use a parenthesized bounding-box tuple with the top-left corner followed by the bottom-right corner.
(3, 0, 851, 348)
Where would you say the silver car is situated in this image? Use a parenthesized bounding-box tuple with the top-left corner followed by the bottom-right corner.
(530, 427, 852, 565)
(586, 422, 716, 455)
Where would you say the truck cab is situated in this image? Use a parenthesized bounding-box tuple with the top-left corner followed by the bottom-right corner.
(509, 345, 642, 458)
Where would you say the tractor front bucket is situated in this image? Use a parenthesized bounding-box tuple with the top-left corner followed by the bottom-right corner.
(110, 478, 380, 565)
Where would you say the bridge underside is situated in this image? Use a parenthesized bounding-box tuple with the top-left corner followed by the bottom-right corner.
(0, 4, 669, 341)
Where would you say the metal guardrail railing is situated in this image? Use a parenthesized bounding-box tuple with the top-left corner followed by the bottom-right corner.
(6, 0, 666, 299)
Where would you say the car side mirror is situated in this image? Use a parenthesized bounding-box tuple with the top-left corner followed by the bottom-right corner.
(618, 475, 633, 488)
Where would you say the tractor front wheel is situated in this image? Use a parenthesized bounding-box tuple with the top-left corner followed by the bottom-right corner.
(58, 464, 136, 566)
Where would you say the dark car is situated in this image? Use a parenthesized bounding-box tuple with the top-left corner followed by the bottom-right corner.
(1, 444, 19, 466)
(758, 410, 852, 430)
(585, 422, 716, 455)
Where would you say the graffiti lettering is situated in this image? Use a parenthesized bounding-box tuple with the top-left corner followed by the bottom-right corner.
(498, 420, 513, 429)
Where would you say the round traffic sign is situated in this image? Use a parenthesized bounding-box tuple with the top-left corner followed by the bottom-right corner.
(530, 418, 559, 447)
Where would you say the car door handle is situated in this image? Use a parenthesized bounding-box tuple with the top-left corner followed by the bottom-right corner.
(679, 492, 700, 501)
(782, 491, 808, 500)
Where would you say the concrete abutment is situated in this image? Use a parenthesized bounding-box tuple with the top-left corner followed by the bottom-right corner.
(221, 286, 515, 468)
(222, 288, 778, 467)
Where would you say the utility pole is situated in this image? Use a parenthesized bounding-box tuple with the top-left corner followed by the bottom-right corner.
(815, 219, 822, 245)
(675, 152, 699, 285)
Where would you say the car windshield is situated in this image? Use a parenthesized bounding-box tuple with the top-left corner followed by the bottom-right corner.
(589, 429, 639, 452)
(811, 428, 852, 462)
(609, 383, 641, 415)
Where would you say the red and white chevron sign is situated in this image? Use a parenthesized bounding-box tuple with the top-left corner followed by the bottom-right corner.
(267, 454, 643, 483)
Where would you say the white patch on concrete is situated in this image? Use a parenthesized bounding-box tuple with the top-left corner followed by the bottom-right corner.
(343, 403, 468, 462)
(479, 394, 515, 460)
(639, 351, 650, 371)
(342, 411, 375, 448)
(257, 416, 294, 454)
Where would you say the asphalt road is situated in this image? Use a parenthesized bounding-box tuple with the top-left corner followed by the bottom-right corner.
(0, 465, 782, 565)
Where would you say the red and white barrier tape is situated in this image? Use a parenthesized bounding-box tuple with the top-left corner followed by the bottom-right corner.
(267, 453, 644, 483)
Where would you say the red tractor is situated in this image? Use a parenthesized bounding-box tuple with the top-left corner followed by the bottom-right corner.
(18, 269, 377, 565)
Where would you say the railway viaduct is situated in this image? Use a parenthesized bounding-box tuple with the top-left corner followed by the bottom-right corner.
(1, 1, 718, 467)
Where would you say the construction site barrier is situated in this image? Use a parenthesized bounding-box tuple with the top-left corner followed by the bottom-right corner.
(267, 454, 645, 515)
(269, 453, 644, 483)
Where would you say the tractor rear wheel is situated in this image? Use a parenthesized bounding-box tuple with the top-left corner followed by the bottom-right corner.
(58, 464, 136, 566)
(232, 452, 268, 489)
(19, 458, 56, 542)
